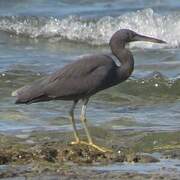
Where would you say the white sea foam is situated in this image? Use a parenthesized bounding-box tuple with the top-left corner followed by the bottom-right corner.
(0, 9, 180, 48)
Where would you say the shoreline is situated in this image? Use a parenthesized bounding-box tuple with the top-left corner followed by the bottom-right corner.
(0, 127, 180, 179)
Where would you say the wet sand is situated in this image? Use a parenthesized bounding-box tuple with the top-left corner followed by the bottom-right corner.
(0, 126, 180, 180)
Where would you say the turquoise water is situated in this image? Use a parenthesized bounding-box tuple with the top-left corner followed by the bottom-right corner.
(0, 0, 180, 134)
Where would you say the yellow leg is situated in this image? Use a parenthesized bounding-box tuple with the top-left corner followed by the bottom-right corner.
(69, 100, 80, 144)
(71, 141, 112, 153)
(79, 98, 112, 153)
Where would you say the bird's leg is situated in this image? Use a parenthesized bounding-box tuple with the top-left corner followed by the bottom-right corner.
(80, 98, 112, 153)
(80, 99, 93, 144)
(69, 100, 80, 144)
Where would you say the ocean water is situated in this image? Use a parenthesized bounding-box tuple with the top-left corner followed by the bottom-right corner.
(0, 0, 180, 134)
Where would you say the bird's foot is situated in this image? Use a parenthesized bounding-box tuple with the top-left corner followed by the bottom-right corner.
(70, 140, 112, 153)
(70, 140, 87, 145)
(88, 143, 112, 153)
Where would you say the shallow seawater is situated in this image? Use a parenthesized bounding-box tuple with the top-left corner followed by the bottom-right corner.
(0, 2, 180, 179)
(87, 153, 180, 174)
(0, 0, 179, 155)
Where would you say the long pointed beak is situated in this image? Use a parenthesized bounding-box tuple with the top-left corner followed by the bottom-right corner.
(133, 34, 166, 44)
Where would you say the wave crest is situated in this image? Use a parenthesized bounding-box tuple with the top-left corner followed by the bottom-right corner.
(0, 9, 180, 48)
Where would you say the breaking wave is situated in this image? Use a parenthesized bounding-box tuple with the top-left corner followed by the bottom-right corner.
(0, 9, 180, 48)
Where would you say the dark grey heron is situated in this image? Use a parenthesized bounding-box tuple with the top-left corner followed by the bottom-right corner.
(12, 29, 166, 152)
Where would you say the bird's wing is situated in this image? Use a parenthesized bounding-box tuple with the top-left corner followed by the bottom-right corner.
(44, 55, 116, 99)
(48, 55, 111, 81)
(13, 54, 117, 103)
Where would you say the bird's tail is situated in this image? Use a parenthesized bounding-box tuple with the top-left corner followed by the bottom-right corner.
(11, 85, 32, 104)
(12, 76, 53, 104)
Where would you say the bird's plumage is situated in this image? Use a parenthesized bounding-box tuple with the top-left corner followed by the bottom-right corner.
(12, 29, 166, 152)
(13, 54, 121, 104)
(13, 29, 166, 105)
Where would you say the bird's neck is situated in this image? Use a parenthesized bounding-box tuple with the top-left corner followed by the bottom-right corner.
(111, 46, 134, 80)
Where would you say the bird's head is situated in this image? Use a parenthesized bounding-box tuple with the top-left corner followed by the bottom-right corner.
(110, 29, 166, 48)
